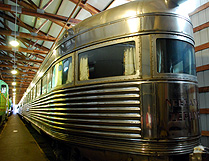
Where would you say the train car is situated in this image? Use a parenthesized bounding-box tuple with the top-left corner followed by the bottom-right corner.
(18, 0, 200, 160)
(0, 80, 10, 125)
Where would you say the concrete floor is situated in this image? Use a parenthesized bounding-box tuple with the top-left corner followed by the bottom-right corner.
(0, 114, 48, 161)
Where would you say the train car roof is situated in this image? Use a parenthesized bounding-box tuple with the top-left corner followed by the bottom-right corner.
(21, 0, 191, 103)
(73, 0, 190, 36)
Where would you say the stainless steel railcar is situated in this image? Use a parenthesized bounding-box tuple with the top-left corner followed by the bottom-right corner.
(19, 0, 200, 160)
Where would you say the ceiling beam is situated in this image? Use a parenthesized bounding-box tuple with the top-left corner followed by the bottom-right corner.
(10, 0, 37, 10)
(0, 37, 6, 44)
(0, 63, 39, 70)
(45, 0, 63, 45)
(5, 80, 30, 84)
(1, 74, 35, 79)
(0, 4, 81, 25)
(193, 21, 209, 33)
(195, 42, 209, 52)
(9, 86, 27, 89)
(0, 12, 54, 38)
(49, 0, 81, 51)
(0, 29, 56, 42)
(0, 45, 48, 55)
(0, 56, 43, 64)
(3, 77, 31, 82)
(189, 1, 209, 16)
(26, 0, 39, 9)
(10, 0, 69, 30)
(0, 69, 36, 75)
(6, 83, 29, 87)
(10, 92, 27, 95)
(19, 38, 49, 51)
(0, 19, 49, 51)
(1, 70, 36, 77)
(2, 50, 45, 60)
(41, 0, 54, 10)
(196, 64, 209, 72)
(1, 74, 34, 79)
(69, 0, 100, 15)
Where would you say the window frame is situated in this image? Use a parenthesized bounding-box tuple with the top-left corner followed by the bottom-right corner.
(42, 74, 47, 95)
(47, 69, 52, 93)
(51, 53, 74, 91)
(36, 79, 42, 97)
(1, 85, 7, 94)
(75, 37, 141, 86)
(33, 85, 37, 99)
(152, 34, 197, 82)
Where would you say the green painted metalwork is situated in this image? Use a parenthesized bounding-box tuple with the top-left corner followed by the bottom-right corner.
(0, 80, 9, 125)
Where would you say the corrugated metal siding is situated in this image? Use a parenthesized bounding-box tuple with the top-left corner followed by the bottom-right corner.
(191, 0, 209, 147)
(25, 82, 141, 140)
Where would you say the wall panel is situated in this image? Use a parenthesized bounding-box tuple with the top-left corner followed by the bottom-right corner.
(191, 0, 209, 147)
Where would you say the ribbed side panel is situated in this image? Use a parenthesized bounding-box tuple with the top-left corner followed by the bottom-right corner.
(26, 82, 141, 140)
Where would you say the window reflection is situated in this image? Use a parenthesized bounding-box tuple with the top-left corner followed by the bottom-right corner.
(62, 57, 73, 84)
(42, 75, 47, 94)
(157, 39, 196, 76)
(37, 80, 41, 97)
(47, 71, 52, 92)
(1, 85, 6, 94)
(79, 41, 136, 81)
(52, 57, 73, 89)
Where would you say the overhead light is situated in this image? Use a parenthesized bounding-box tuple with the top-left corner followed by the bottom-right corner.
(13, 89, 16, 91)
(10, 0, 19, 48)
(11, 69, 17, 75)
(13, 92, 16, 95)
(9, 40, 19, 47)
(11, 0, 19, 83)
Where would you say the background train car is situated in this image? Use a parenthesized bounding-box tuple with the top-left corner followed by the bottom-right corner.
(18, 0, 200, 160)
(0, 80, 11, 125)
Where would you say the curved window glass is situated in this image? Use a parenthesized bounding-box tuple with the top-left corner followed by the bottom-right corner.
(42, 75, 47, 94)
(62, 57, 73, 84)
(37, 80, 41, 97)
(47, 71, 52, 92)
(52, 57, 73, 89)
(52, 62, 63, 88)
(157, 39, 196, 76)
(1, 85, 6, 94)
(78, 41, 136, 81)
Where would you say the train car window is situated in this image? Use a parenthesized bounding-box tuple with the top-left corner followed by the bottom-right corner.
(37, 80, 41, 97)
(47, 70, 52, 92)
(31, 87, 34, 100)
(52, 61, 63, 88)
(29, 91, 32, 101)
(52, 65, 56, 88)
(1, 85, 6, 93)
(62, 57, 73, 84)
(157, 39, 196, 75)
(78, 41, 136, 80)
(33, 85, 37, 99)
(42, 75, 47, 94)
(26, 94, 28, 103)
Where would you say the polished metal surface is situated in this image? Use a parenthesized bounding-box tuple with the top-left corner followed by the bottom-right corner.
(28, 0, 194, 92)
(19, 0, 200, 157)
(24, 82, 141, 140)
(22, 81, 200, 155)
